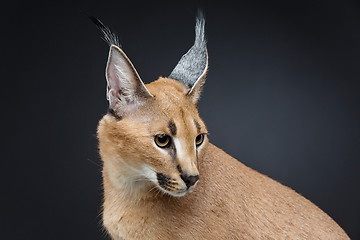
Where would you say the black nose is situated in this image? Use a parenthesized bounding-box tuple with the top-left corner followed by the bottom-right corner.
(181, 174, 199, 188)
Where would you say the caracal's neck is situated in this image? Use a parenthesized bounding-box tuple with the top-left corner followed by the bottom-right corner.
(102, 168, 161, 204)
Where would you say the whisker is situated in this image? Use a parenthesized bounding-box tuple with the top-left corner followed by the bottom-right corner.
(86, 158, 102, 168)
(155, 188, 162, 199)
(147, 185, 158, 194)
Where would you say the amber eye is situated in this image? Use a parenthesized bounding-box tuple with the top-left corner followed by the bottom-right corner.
(154, 135, 171, 148)
(195, 134, 204, 147)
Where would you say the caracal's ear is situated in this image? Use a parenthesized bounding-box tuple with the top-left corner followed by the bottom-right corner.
(169, 13, 208, 103)
(105, 45, 153, 114)
(90, 16, 153, 116)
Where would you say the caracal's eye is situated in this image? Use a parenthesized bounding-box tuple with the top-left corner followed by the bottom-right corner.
(195, 134, 204, 147)
(154, 135, 171, 148)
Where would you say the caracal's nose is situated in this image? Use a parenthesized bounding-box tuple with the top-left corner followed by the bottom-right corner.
(181, 174, 199, 188)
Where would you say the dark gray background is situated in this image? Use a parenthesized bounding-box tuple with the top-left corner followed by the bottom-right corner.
(2, 0, 359, 239)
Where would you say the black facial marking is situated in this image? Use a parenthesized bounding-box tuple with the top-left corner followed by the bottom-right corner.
(108, 108, 122, 121)
(166, 180, 177, 186)
(177, 165, 183, 174)
(196, 150, 199, 168)
(168, 120, 177, 136)
(170, 146, 177, 162)
(162, 185, 175, 191)
(157, 173, 171, 187)
(180, 108, 185, 119)
(194, 120, 201, 133)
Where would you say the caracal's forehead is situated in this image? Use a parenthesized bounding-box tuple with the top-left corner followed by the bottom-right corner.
(146, 77, 188, 96)
(129, 77, 207, 135)
(144, 78, 199, 117)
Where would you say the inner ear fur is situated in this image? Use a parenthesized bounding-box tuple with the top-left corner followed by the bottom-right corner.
(106, 45, 153, 115)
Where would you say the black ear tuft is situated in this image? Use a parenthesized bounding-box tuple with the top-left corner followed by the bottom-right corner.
(89, 16, 121, 47)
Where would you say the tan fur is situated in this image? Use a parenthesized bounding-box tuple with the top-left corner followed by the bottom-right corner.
(97, 77, 349, 239)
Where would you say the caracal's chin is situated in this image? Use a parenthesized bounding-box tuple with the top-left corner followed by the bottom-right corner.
(156, 185, 188, 197)
(155, 182, 198, 197)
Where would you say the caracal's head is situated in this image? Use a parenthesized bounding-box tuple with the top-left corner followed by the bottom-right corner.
(96, 16, 208, 197)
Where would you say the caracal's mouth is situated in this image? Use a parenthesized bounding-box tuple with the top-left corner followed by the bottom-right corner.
(155, 173, 190, 197)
